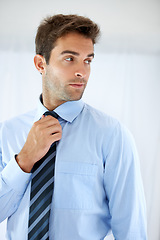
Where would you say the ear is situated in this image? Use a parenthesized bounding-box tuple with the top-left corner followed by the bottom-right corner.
(34, 55, 46, 74)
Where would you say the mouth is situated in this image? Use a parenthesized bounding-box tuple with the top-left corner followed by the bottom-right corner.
(69, 83, 85, 89)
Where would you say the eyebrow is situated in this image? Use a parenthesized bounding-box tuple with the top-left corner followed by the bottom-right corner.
(60, 50, 94, 58)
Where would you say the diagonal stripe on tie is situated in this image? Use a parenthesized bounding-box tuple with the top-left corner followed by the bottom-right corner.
(29, 190, 52, 220)
(31, 145, 56, 178)
(28, 158, 55, 239)
(29, 205, 51, 233)
(31, 150, 56, 187)
(28, 110, 59, 240)
(40, 232, 49, 240)
(31, 158, 55, 196)
(28, 212, 50, 240)
(29, 181, 54, 227)
(30, 176, 54, 207)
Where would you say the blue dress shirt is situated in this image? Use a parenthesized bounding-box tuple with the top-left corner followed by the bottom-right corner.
(0, 97, 147, 240)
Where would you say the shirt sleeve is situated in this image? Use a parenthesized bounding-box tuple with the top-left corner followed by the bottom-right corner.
(0, 155, 31, 222)
(103, 123, 147, 239)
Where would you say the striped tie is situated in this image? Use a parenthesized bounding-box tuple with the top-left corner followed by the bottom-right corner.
(28, 111, 58, 240)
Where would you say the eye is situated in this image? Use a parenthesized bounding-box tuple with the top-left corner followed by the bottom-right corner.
(84, 59, 92, 65)
(65, 57, 73, 62)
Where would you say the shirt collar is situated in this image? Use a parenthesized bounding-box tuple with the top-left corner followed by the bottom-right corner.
(34, 94, 85, 123)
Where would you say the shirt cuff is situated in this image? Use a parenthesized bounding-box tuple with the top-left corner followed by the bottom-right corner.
(1, 156, 32, 195)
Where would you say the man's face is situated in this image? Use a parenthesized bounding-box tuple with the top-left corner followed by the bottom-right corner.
(42, 32, 94, 109)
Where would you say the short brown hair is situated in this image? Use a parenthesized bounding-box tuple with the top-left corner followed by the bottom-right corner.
(35, 14, 100, 64)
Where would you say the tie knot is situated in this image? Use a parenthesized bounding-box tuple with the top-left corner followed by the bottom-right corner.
(43, 111, 59, 119)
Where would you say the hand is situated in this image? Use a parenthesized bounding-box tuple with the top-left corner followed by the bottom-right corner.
(16, 115, 62, 173)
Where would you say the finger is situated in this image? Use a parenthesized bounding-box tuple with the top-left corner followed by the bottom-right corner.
(44, 124, 62, 136)
(34, 116, 60, 130)
(49, 132, 62, 144)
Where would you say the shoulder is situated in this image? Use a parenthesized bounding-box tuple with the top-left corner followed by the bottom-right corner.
(83, 103, 136, 149)
(83, 103, 119, 128)
(82, 103, 126, 140)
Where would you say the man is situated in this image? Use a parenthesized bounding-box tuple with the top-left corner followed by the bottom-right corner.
(0, 14, 147, 239)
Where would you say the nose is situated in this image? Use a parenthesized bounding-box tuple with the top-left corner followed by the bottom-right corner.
(75, 72, 83, 78)
(75, 66, 87, 79)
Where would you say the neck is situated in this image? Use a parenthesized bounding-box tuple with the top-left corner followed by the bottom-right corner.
(41, 94, 66, 111)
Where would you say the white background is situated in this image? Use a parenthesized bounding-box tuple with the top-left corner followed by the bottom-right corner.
(0, 1, 160, 239)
